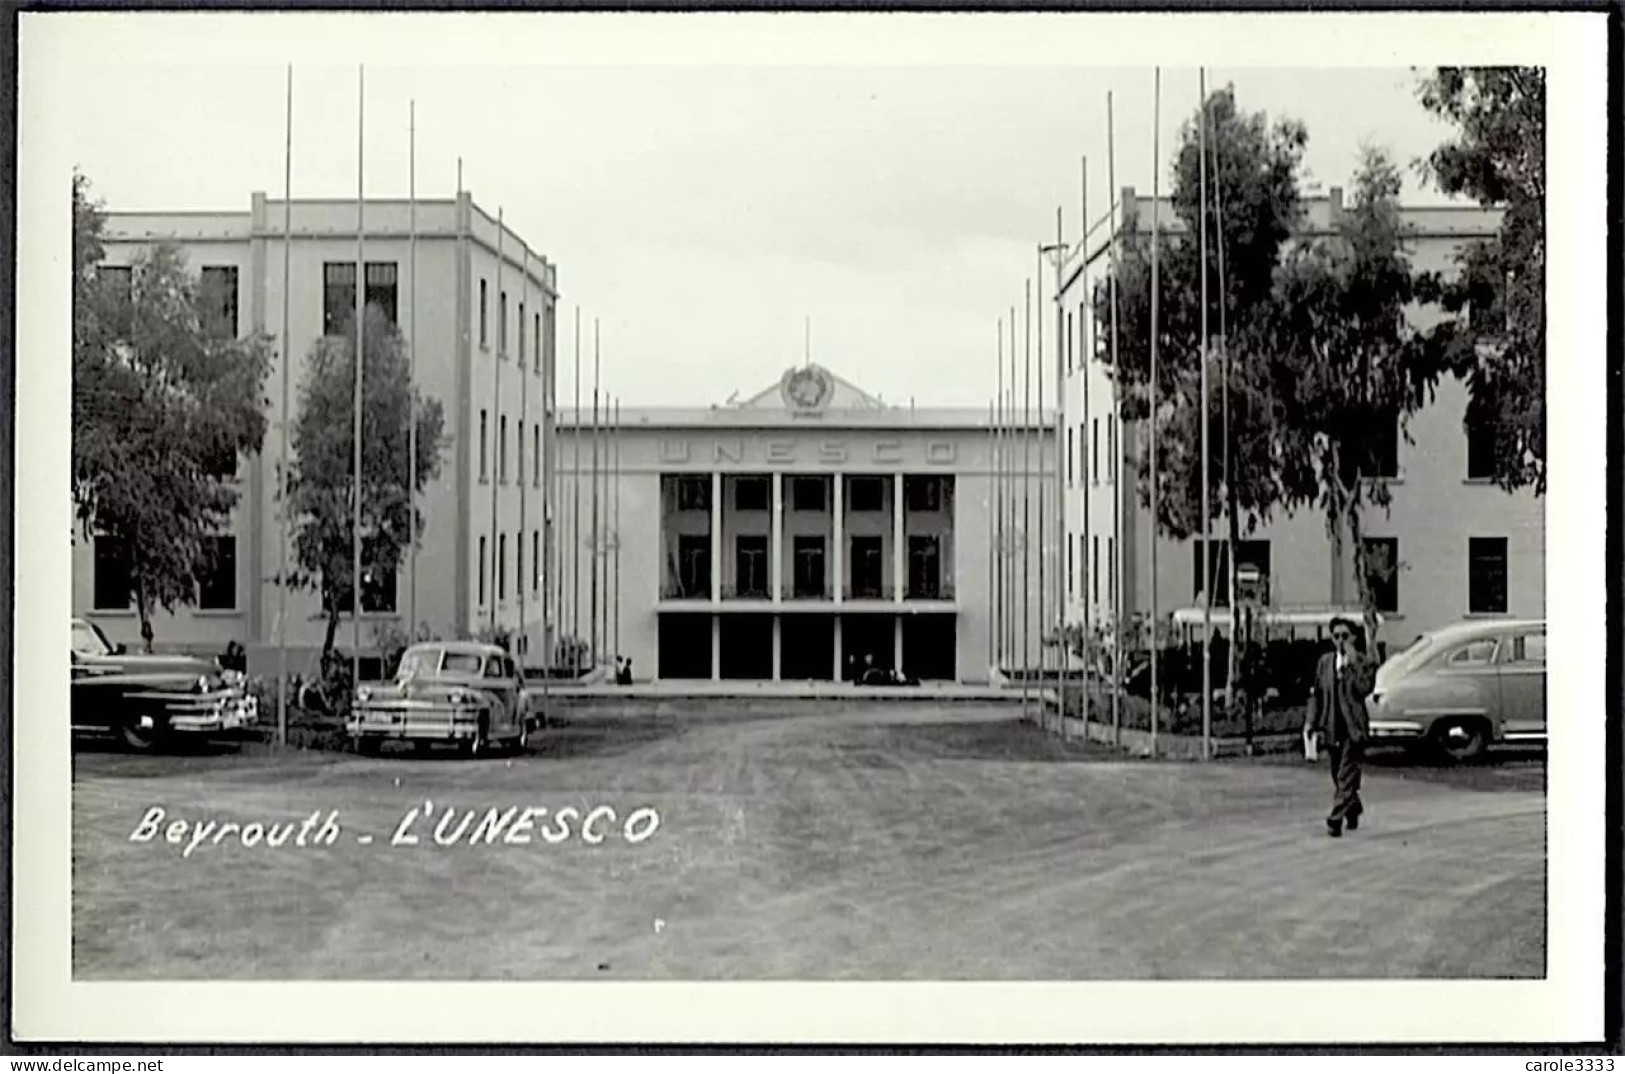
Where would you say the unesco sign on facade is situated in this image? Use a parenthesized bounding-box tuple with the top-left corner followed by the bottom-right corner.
(657, 437, 958, 468)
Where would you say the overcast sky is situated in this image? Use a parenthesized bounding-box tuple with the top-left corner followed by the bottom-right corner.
(33, 14, 1487, 410)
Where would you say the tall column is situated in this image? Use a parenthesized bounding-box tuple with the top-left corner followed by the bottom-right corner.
(771, 472, 783, 602)
(772, 617, 782, 681)
(833, 616, 843, 680)
(832, 474, 844, 603)
(894, 616, 904, 673)
(893, 473, 906, 602)
(711, 616, 721, 682)
(710, 471, 722, 603)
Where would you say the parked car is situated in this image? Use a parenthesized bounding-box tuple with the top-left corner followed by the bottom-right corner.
(347, 641, 539, 757)
(70, 617, 258, 750)
(1366, 618, 1546, 761)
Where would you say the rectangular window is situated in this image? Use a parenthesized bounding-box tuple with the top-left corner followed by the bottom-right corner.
(792, 477, 826, 512)
(365, 262, 398, 325)
(517, 421, 525, 486)
(1067, 541, 1074, 598)
(678, 534, 710, 597)
(1347, 414, 1400, 479)
(851, 535, 884, 598)
(676, 476, 710, 512)
(199, 265, 239, 338)
(480, 410, 489, 481)
(532, 530, 540, 592)
(1066, 311, 1074, 373)
(534, 311, 542, 371)
(907, 534, 942, 599)
(479, 279, 489, 347)
(1066, 428, 1074, 486)
(518, 301, 526, 363)
(479, 536, 487, 606)
(1466, 417, 1498, 481)
(735, 535, 768, 597)
(1092, 419, 1100, 484)
(500, 291, 508, 355)
(499, 533, 508, 600)
(1092, 536, 1099, 605)
(499, 415, 508, 483)
(849, 477, 885, 513)
(734, 476, 769, 512)
(1108, 536, 1116, 609)
(1107, 417, 1116, 484)
(1507, 630, 1545, 665)
(793, 536, 826, 598)
(1363, 537, 1399, 614)
(323, 262, 397, 334)
(516, 530, 524, 604)
(905, 476, 942, 513)
(533, 424, 541, 488)
(197, 535, 237, 610)
(1468, 536, 1508, 615)
(92, 536, 132, 611)
(322, 262, 355, 337)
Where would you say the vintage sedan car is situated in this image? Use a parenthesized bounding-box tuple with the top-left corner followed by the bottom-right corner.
(1366, 618, 1546, 761)
(71, 617, 258, 750)
(347, 641, 538, 757)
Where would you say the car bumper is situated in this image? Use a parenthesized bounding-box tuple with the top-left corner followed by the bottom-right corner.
(1368, 719, 1426, 741)
(347, 703, 482, 741)
(146, 691, 259, 733)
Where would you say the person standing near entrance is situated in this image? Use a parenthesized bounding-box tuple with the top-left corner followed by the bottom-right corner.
(1306, 617, 1377, 837)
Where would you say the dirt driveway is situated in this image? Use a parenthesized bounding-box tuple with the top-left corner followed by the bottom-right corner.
(72, 701, 1545, 980)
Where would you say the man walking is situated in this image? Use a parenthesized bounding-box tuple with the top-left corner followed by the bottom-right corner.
(1306, 617, 1377, 837)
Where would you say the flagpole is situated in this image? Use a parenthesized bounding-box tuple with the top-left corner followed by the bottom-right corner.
(1048, 209, 1069, 739)
(408, 99, 418, 642)
(986, 395, 996, 679)
(1078, 166, 1091, 746)
(519, 247, 529, 660)
(351, 64, 365, 691)
(1213, 83, 1237, 720)
(490, 209, 505, 634)
(1022, 278, 1032, 724)
(590, 320, 601, 672)
(540, 277, 552, 712)
(1199, 67, 1213, 761)
(613, 395, 622, 665)
(995, 319, 1004, 678)
(1036, 250, 1047, 732)
(1107, 90, 1124, 749)
(276, 64, 293, 748)
(1149, 66, 1162, 757)
(1007, 307, 1016, 670)
(571, 308, 581, 668)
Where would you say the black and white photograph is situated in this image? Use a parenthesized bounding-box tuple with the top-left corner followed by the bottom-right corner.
(11, 9, 1611, 1048)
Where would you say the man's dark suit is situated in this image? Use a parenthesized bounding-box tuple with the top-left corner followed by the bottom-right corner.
(1307, 649, 1377, 828)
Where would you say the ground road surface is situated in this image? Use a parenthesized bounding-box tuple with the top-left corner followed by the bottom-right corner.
(72, 702, 1545, 979)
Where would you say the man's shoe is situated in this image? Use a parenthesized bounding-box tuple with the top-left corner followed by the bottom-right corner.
(1326, 820, 1342, 838)
(1347, 812, 1360, 832)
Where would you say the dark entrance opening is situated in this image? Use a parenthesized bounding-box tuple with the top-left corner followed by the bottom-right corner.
(719, 614, 774, 679)
(840, 613, 895, 682)
(658, 613, 712, 679)
(903, 613, 957, 681)
(781, 615, 834, 681)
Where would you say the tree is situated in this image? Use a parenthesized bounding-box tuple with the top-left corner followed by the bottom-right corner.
(1415, 67, 1545, 494)
(1095, 87, 1309, 698)
(72, 173, 273, 651)
(285, 305, 447, 657)
(1268, 148, 1446, 646)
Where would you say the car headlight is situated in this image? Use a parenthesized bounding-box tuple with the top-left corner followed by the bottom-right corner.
(194, 675, 211, 694)
(355, 687, 372, 703)
(449, 689, 473, 705)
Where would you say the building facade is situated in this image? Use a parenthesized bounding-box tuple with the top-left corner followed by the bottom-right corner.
(552, 364, 1054, 683)
(74, 194, 561, 671)
(1055, 189, 1545, 652)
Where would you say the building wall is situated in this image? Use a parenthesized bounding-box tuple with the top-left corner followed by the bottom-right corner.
(74, 196, 558, 671)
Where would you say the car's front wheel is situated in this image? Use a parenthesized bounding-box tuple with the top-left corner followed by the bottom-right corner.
(354, 736, 382, 757)
(121, 716, 159, 752)
(1432, 717, 1489, 763)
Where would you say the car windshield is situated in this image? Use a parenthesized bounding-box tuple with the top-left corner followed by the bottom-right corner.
(71, 620, 111, 657)
(440, 652, 485, 675)
(395, 649, 440, 680)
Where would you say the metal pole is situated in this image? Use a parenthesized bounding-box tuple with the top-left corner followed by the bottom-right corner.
(1078, 169, 1091, 746)
(1036, 250, 1047, 732)
(590, 321, 601, 671)
(519, 248, 528, 658)
(350, 64, 365, 690)
(1053, 210, 1068, 740)
(1107, 90, 1124, 748)
(491, 210, 506, 635)
(613, 395, 621, 664)
(1213, 82, 1237, 718)
(1022, 278, 1032, 724)
(995, 319, 1004, 676)
(1149, 67, 1162, 757)
(1008, 308, 1016, 669)
(408, 100, 418, 641)
(540, 284, 552, 709)
(1199, 68, 1212, 761)
(276, 64, 292, 747)
(571, 308, 581, 666)
(986, 396, 996, 678)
